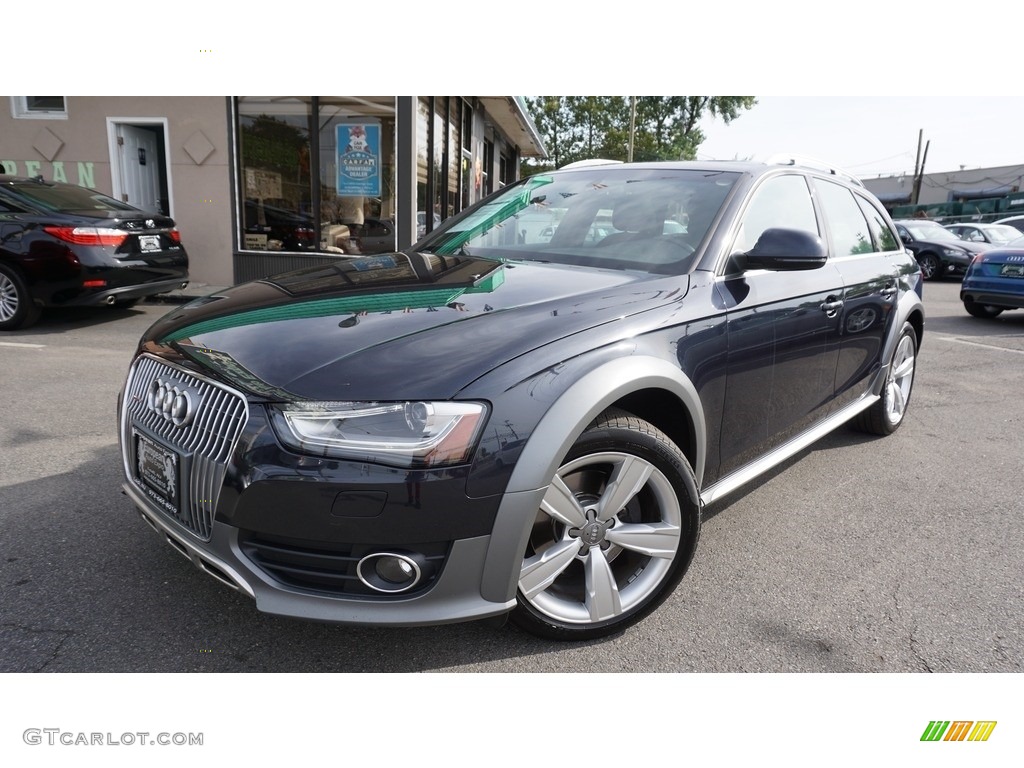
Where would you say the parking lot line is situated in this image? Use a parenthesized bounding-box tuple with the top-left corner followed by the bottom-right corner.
(930, 332, 1024, 356)
(0, 341, 45, 349)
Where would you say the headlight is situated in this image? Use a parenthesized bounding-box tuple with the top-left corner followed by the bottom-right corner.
(943, 247, 966, 257)
(269, 401, 487, 468)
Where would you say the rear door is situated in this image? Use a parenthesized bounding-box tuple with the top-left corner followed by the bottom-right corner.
(812, 179, 900, 412)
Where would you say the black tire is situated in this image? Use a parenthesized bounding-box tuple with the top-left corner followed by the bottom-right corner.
(0, 264, 41, 331)
(854, 322, 917, 436)
(510, 408, 701, 641)
(963, 300, 1003, 319)
(918, 253, 942, 281)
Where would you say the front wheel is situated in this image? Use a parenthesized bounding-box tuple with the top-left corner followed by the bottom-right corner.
(510, 409, 701, 641)
(854, 322, 917, 436)
(964, 300, 1003, 319)
(918, 253, 942, 281)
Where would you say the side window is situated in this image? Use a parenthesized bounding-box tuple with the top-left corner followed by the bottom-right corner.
(855, 194, 899, 252)
(816, 180, 874, 256)
(732, 174, 818, 254)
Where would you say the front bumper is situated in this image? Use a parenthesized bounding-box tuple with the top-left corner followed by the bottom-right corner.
(125, 480, 514, 624)
(119, 353, 519, 626)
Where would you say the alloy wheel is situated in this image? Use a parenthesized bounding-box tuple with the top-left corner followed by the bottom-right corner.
(0, 272, 19, 322)
(518, 451, 683, 625)
(885, 332, 915, 426)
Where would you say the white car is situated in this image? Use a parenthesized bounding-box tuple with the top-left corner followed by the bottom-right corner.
(945, 222, 1022, 246)
(994, 215, 1024, 234)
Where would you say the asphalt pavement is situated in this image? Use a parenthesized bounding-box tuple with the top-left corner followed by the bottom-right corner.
(1, 280, 1022, 674)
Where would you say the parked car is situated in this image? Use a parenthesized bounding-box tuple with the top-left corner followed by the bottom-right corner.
(243, 199, 318, 252)
(118, 159, 924, 640)
(960, 235, 1024, 318)
(944, 222, 1021, 246)
(355, 218, 397, 255)
(416, 210, 442, 240)
(994, 215, 1024, 234)
(893, 218, 988, 280)
(0, 175, 189, 330)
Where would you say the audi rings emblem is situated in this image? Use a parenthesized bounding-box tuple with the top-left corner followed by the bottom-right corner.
(146, 378, 196, 427)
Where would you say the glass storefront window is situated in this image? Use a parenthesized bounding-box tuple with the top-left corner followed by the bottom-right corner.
(416, 97, 471, 241)
(238, 98, 314, 252)
(236, 97, 396, 255)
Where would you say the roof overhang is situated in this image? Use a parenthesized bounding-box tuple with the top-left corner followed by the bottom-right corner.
(478, 97, 547, 159)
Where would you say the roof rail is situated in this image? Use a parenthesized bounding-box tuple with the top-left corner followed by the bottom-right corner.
(765, 153, 864, 187)
(559, 158, 624, 169)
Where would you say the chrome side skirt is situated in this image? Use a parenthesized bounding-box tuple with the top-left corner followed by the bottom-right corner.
(699, 395, 877, 508)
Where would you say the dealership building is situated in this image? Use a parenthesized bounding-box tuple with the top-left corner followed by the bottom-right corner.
(861, 163, 1024, 221)
(1, 97, 547, 286)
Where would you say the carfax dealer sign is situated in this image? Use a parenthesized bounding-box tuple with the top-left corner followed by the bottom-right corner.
(336, 121, 381, 197)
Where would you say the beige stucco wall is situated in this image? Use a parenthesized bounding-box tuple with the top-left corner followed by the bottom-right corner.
(1, 96, 233, 285)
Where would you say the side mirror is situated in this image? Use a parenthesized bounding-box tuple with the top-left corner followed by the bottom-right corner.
(744, 228, 826, 271)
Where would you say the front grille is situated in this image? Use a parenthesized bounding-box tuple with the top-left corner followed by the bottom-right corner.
(122, 355, 248, 540)
(239, 533, 449, 598)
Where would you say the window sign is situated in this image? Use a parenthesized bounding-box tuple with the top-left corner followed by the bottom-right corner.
(336, 122, 381, 197)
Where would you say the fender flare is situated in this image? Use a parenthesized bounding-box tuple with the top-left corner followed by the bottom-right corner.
(479, 355, 706, 603)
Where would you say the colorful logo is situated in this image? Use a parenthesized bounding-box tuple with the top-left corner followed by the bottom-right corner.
(920, 721, 997, 742)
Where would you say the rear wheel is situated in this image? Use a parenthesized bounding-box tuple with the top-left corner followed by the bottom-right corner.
(0, 265, 41, 331)
(854, 322, 917, 436)
(963, 300, 1003, 319)
(510, 409, 701, 640)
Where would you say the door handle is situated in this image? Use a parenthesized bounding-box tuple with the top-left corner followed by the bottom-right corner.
(820, 297, 844, 316)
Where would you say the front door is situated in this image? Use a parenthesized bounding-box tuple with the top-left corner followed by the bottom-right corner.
(715, 173, 842, 478)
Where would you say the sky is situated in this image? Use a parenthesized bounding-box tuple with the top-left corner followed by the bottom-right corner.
(8, 7, 1017, 187)
(695, 97, 1024, 180)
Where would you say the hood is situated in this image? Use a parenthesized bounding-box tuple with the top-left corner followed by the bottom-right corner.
(141, 252, 689, 401)
(950, 240, 990, 255)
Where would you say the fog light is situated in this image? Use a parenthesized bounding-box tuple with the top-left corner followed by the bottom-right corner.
(356, 552, 424, 594)
(376, 556, 415, 584)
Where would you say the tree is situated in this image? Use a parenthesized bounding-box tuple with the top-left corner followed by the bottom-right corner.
(522, 96, 757, 175)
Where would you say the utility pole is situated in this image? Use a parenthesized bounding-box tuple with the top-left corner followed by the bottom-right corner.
(628, 97, 636, 163)
(911, 130, 930, 206)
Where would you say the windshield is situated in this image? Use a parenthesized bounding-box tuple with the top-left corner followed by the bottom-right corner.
(422, 168, 740, 274)
(905, 221, 960, 241)
(983, 224, 1022, 244)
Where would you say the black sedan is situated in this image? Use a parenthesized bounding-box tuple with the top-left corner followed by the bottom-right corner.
(893, 218, 987, 280)
(0, 176, 189, 330)
(118, 160, 924, 640)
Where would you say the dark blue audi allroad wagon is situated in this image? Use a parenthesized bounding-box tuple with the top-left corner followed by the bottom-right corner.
(118, 159, 924, 640)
